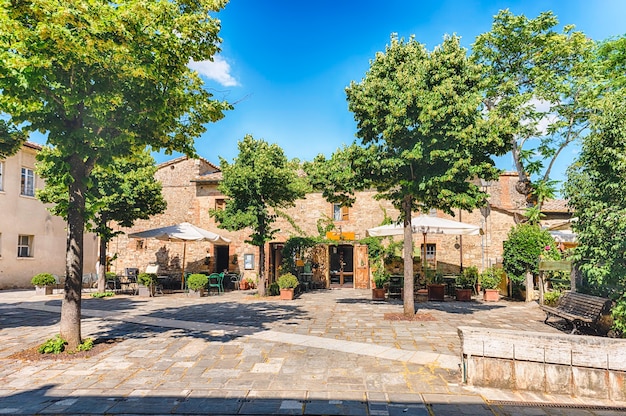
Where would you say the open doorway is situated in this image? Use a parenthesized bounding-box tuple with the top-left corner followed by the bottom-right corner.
(329, 244, 354, 288)
(215, 245, 229, 274)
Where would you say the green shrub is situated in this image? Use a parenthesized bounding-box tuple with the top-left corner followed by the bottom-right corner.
(480, 266, 503, 290)
(137, 272, 157, 287)
(31, 273, 56, 287)
(459, 266, 478, 289)
(277, 273, 299, 289)
(105, 272, 117, 280)
(373, 269, 389, 289)
(90, 291, 115, 298)
(38, 335, 67, 354)
(268, 282, 280, 296)
(187, 273, 208, 291)
(543, 290, 562, 306)
(76, 338, 94, 352)
(502, 223, 560, 284)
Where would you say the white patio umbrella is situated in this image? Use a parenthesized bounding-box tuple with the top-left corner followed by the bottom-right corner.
(128, 222, 231, 289)
(367, 215, 481, 270)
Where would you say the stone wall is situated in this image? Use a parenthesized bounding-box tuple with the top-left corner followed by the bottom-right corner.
(111, 156, 532, 289)
(458, 326, 626, 401)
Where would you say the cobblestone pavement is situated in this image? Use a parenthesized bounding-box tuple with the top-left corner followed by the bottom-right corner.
(1, 288, 625, 415)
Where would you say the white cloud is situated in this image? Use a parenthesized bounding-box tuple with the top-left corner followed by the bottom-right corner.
(189, 55, 239, 87)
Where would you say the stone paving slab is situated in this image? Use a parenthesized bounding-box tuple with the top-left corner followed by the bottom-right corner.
(1, 288, 626, 415)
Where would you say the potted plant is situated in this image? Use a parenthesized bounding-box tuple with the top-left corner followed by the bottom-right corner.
(372, 270, 388, 300)
(31, 273, 56, 295)
(244, 275, 257, 289)
(137, 272, 157, 297)
(187, 273, 208, 297)
(426, 269, 445, 301)
(277, 273, 299, 300)
(456, 266, 478, 301)
(480, 266, 503, 302)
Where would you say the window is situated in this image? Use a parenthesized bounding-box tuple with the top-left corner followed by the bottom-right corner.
(421, 243, 436, 268)
(332, 203, 349, 221)
(21, 167, 35, 196)
(17, 235, 33, 258)
(215, 198, 226, 211)
(0, 161, 4, 191)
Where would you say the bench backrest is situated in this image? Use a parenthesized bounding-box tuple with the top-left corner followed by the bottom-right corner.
(556, 292, 612, 320)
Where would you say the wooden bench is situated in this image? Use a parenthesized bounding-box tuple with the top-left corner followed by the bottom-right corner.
(540, 291, 612, 334)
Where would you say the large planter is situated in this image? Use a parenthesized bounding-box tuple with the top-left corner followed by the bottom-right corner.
(456, 288, 473, 302)
(239, 280, 250, 290)
(138, 285, 155, 297)
(188, 288, 205, 298)
(427, 284, 446, 301)
(279, 288, 295, 300)
(372, 287, 386, 300)
(483, 289, 499, 302)
(35, 285, 53, 296)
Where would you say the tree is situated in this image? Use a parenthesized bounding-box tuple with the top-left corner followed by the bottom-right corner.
(472, 10, 595, 214)
(0, 0, 230, 348)
(37, 149, 167, 292)
(211, 135, 308, 296)
(564, 49, 626, 333)
(311, 35, 506, 315)
(502, 223, 560, 302)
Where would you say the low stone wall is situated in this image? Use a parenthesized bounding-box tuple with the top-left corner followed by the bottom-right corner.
(458, 326, 626, 401)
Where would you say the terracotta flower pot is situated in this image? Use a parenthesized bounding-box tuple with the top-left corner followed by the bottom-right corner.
(456, 288, 473, 301)
(279, 288, 294, 300)
(372, 287, 386, 300)
(427, 284, 445, 301)
(483, 289, 499, 302)
(239, 281, 249, 290)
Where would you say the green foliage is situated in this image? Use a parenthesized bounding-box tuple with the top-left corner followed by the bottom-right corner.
(137, 273, 157, 287)
(480, 266, 504, 290)
(105, 272, 117, 280)
(373, 271, 389, 289)
(277, 273, 299, 289)
(611, 294, 626, 337)
(187, 274, 208, 291)
(90, 291, 114, 298)
(281, 237, 319, 275)
(38, 335, 67, 354)
(76, 338, 94, 352)
(502, 224, 561, 284)
(472, 10, 596, 204)
(268, 282, 280, 296)
(459, 266, 478, 289)
(0, 0, 230, 345)
(31, 273, 56, 287)
(543, 290, 562, 307)
(211, 135, 308, 296)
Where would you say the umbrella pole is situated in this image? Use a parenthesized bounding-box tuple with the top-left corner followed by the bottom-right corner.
(181, 242, 187, 290)
(423, 232, 427, 275)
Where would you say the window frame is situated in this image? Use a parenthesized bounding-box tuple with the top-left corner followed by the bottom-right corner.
(20, 167, 35, 197)
(0, 161, 4, 191)
(17, 234, 33, 258)
(332, 203, 349, 221)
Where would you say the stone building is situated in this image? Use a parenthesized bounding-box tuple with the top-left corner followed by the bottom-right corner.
(112, 156, 553, 290)
(0, 142, 98, 288)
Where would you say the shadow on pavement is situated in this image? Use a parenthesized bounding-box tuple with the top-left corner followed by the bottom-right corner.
(4, 385, 625, 415)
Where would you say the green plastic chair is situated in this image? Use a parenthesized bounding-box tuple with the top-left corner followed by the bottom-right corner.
(207, 272, 224, 295)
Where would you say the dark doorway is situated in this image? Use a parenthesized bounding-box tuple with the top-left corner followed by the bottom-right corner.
(215, 245, 230, 273)
(329, 244, 354, 288)
(269, 243, 284, 284)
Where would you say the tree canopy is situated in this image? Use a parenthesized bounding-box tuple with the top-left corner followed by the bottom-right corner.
(310, 34, 507, 314)
(0, 0, 230, 347)
(211, 135, 308, 296)
(472, 10, 595, 214)
(37, 149, 167, 292)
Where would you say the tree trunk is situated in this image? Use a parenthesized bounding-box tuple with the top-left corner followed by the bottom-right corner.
(97, 237, 107, 293)
(258, 243, 266, 296)
(61, 159, 87, 349)
(525, 270, 534, 303)
(402, 195, 415, 315)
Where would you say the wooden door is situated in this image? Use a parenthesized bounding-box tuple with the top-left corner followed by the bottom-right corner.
(354, 244, 369, 289)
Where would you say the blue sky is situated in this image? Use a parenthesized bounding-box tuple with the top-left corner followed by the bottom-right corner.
(28, 1, 626, 188)
(181, 0, 626, 188)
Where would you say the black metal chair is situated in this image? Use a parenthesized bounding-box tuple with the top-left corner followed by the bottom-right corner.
(388, 275, 403, 299)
